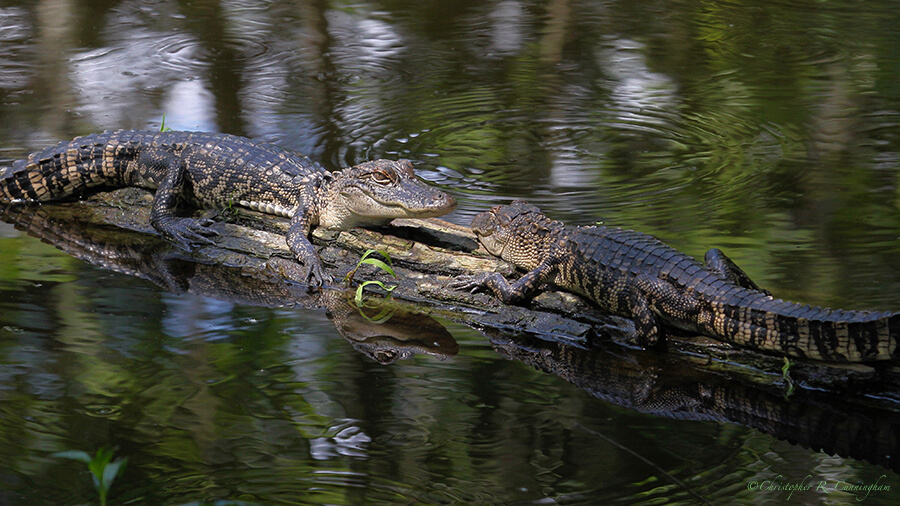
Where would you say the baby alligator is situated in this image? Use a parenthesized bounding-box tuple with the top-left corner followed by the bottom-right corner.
(0, 129, 456, 286)
(451, 201, 898, 362)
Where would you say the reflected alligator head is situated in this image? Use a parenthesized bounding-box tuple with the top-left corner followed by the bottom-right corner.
(326, 295, 458, 364)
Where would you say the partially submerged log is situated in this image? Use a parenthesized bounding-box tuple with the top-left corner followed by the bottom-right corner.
(4, 187, 898, 389)
(3, 187, 899, 472)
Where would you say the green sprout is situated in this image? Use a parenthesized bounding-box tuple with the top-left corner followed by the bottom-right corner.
(219, 191, 241, 221)
(54, 446, 127, 506)
(344, 249, 398, 306)
(781, 357, 795, 398)
(354, 295, 398, 324)
(159, 114, 173, 132)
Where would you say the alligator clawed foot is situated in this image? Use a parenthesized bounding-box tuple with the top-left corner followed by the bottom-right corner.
(302, 262, 334, 289)
(263, 256, 333, 289)
(290, 257, 333, 289)
(154, 217, 219, 251)
(196, 218, 219, 229)
(448, 273, 489, 293)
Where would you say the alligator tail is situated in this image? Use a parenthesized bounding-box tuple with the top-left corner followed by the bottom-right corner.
(0, 132, 131, 204)
(718, 295, 899, 362)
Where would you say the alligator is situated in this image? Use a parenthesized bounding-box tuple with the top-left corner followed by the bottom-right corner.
(451, 201, 899, 362)
(0, 129, 456, 286)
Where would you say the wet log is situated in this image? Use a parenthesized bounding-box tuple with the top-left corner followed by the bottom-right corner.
(4, 187, 899, 397)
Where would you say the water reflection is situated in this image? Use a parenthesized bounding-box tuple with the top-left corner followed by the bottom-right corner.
(1, 0, 900, 503)
(0, 203, 461, 503)
(489, 329, 900, 474)
(3, 196, 899, 502)
(0, 203, 458, 364)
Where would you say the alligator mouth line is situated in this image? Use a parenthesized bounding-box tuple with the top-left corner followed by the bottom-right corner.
(366, 199, 454, 214)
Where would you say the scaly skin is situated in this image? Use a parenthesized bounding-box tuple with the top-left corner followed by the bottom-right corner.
(452, 201, 899, 362)
(0, 130, 456, 286)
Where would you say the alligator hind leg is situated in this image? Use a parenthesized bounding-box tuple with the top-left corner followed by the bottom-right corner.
(704, 248, 770, 295)
(616, 274, 704, 349)
(618, 282, 663, 349)
(145, 149, 219, 250)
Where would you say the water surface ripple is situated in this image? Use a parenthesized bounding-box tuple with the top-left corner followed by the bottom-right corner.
(0, 0, 899, 504)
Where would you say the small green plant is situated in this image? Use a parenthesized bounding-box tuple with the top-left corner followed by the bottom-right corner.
(54, 446, 127, 506)
(218, 191, 240, 221)
(344, 249, 398, 306)
(159, 114, 173, 132)
(781, 357, 795, 398)
(353, 295, 398, 324)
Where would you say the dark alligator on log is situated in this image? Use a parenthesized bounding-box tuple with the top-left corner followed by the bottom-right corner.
(0, 203, 458, 364)
(452, 201, 899, 362)
(0, 130, 456, 286)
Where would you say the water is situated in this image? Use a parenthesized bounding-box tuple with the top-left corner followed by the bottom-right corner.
(1, 0, 899, 504)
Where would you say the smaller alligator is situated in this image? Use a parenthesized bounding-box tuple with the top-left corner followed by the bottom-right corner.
(451, 201, 899, 362)
(0, 130, 456, 286)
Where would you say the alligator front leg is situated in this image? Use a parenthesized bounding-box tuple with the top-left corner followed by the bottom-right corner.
(286, 208, 333, 287)
(704, 248, 770, 295)
(147, 150, 219, 250)
(450, 259, 558, 305)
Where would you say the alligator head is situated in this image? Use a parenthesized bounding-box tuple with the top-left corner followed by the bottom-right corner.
(318, 159, 456, 230)
(471, 200, 559, 270)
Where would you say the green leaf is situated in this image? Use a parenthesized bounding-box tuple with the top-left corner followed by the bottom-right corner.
(781, 356, 792, 377)
(360, 250, 395, 270)
(52, 450, 92, 464)
(54, 447, 126, 506)
(358, 304, 396, 324)
(346, 249, 397, 285)
(87, 447, 113, 478)
(359, 257, 397, 277)
(354, 280, 397, 306)
(101, 458, 127, 490)
(781, 357, 795, 398)
(361, 249, 392, 264)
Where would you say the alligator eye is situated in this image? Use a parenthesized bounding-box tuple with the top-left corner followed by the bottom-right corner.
(367, 171, 394, 185)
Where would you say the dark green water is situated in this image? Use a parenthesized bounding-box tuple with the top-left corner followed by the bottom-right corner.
(1, 0, 899, 504)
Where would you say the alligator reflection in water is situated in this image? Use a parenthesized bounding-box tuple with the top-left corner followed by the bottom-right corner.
(0, 204, 458, 364)
(3, 202, 898, 475)
(488, 328, 899, 473)
(329, 297, 458, 364)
